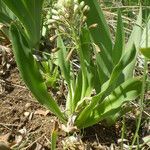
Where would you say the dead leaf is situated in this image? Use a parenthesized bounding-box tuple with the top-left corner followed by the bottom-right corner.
(0, 133, 12, 149)
(25, 103, 31, 109)
(0, 45, 11, 53)
(18, 127, 27, 135)
(34, 110, 50, 116)
(143, 135, 150, 147)
(34, 143, 43, 150)
(0, 141, 10, 150)
(14, 135, 23, 146)
(0, 24, 4, 29)
(24, 112, 30, 117)
(29, 112, 34, 121)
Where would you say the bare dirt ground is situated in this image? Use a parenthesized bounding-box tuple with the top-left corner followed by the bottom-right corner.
(0, 65, 149, 149)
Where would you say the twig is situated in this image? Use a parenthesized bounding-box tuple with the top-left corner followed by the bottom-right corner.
(21, 133, 46, 150)
(0, 122, 19, 131)
(0, 79, 26, 89)
(130, 102, 150, 117)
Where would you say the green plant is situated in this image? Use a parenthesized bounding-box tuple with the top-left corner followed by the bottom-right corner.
(130, 12, 150, 149)
(140, 15, 150, 59)
(51, 121, 58, 150)
(1, 0, 143, 130)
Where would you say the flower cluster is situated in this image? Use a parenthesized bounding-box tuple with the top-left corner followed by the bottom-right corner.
(46, 0, 90, 37)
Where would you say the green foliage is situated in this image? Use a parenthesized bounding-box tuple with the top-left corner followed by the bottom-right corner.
(51, 127, 58, 150)
(0, 0, 144, 130)
(2, 0, 44, 48)
(0, 0, 15, 25)
(140, 15, 150, 59)
(10, 23, 66, 123)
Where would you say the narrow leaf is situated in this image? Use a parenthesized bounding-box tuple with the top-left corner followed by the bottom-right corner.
(112, 10, 125, 65)
(10, 24, 66, 123)
(76, 78, 142, 128)
(140, 47, 150, 59)
(3, 0, 44, 47)
(123, 7, 142, 79)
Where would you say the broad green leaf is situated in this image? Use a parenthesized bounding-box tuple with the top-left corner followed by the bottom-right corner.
(0, 12, 12, 24)
(72, 71, 82, 112)
(3, 0, 44, 48)
(81, 0, 112, 51)
(56, 34, 73, 113)
(95, 45, 112, 86)
(75, 44, 136, 125)
(51, 130, 58, 150)
(79, 27, 94, 98)
(76, 78, 142, 128)
(10, 24, 66, 123)
(0, 0, 15, 24)
(126, 7, 142, 50)
(105, 44, 136, 89)
(80, 0, 113, 81)
(56, 34, 71, 86)
(112, 10, 125, 65)
(123, 7, 142, 79)
(0, 0, 16, 26)
(140, 15, 150, 50)
(140, 47, 150, 59)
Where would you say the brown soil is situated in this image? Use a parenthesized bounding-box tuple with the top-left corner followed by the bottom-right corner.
(0, 67, 149, 150)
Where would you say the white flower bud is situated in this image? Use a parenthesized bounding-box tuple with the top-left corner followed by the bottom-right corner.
(74, 0, 78, 4)
(47, 25, 52, 29)
(52, 47, 60, 53)
(47, 11, 51, 15)
(83, 5, 90, 13)
(64, 0, 73, 8)
(65, 13, 70, 19)
(58, 26, 66, 32)
(89, 23, 98, 29)
(46, 14, 51, 19)
(50, 35, 58, 42)
(47, 19, 56, 24)
(52, 9, 59, 15)
(82, 16, 87, 23)
(56, 0, 65, 8)
(74, 4, 79, 14)
(79, 1, 85, 9)
(52, 15, 60, 20)
(58, 9, 65, 15)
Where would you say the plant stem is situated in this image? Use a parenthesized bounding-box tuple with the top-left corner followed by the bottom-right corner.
(130, 4, 148, 148)
(121, 116, 126, 150)
(130, 57, 147, 149)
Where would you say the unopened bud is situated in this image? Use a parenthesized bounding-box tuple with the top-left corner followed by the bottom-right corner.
(48, 25, 52, 29)
(65, 13, 70, 19)
(52, 15, 60, 20)
(93, 43, 101, 53)
(47, 11, 51, 15)
(82, 16, 87, 23)
(58, 26, 66, 32)
(66, 48, 74, 61)
(89, 23, 98, 29)
(52, 9, 59, 15)
(47, 19, 56, 24)
(52, 47, 60, 53)
(48, 24, 57, 29)
(50, 35, 58, 42)
(46, 14, 51, 19)
(64, 0, 73, 8)
(79, 1, 85, 9)
(74, 4, 79, 14)
(74, 0, 78, 4)
(58, 9, 64, 15)
(83, 5, 90, 13)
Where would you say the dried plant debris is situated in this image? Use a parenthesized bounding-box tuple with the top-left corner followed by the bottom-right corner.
(0, 45, 14, 77)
